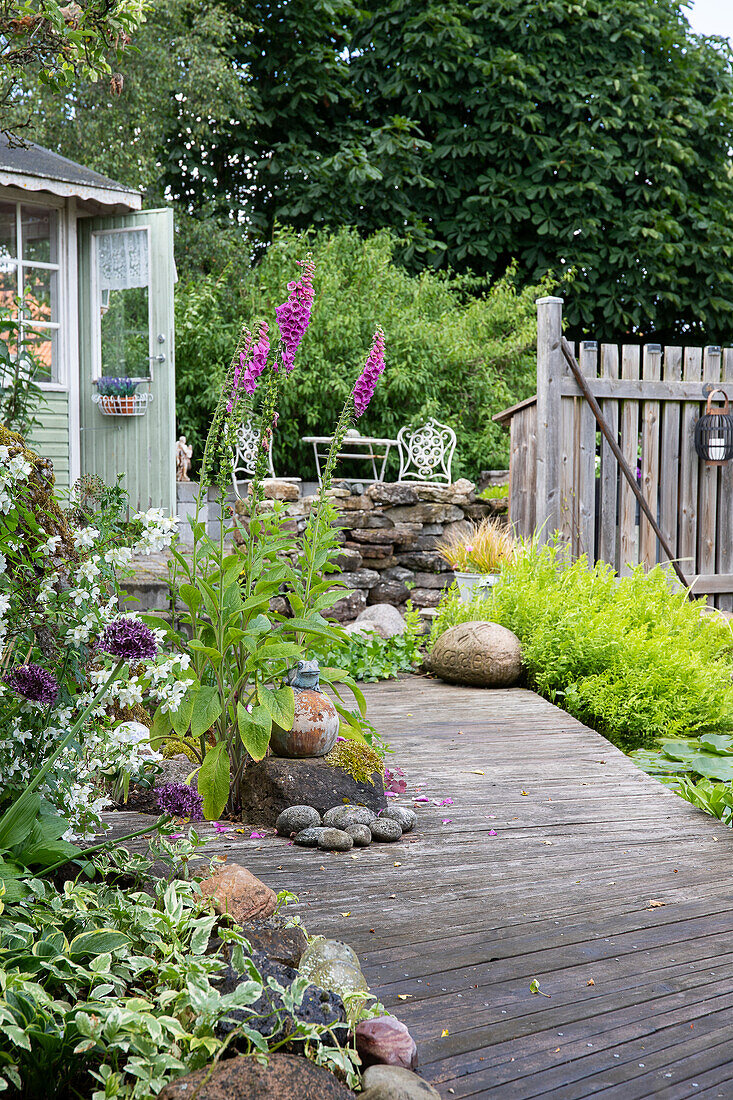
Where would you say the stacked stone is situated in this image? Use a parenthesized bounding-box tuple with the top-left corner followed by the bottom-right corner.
(324, 478, 506, 621)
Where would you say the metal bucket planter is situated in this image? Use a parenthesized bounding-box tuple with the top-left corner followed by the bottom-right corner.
(269, 660, 339, 758)
(454, 571, 500, 603)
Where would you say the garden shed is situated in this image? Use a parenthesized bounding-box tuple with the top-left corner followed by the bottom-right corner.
(0, 138, 176, 511)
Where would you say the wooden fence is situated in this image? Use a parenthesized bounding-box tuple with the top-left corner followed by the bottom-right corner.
(494, 297, 733, 608)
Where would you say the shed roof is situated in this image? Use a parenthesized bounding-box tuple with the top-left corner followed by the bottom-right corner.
(0, 137, 142, 212)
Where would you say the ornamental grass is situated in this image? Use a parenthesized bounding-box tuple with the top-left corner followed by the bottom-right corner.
(436, 517, 516, 574)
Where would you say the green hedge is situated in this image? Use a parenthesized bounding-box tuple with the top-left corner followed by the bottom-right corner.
(175, 226, 549, 481)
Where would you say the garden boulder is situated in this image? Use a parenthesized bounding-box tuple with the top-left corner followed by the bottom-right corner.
(429, 621, 522, 687)
(213, 954, 348, 1046)
(158, 1052, 353, 1099)
(361, 1066, 441, 1099)
(238, 917, 308, 968)
(356, 604, 407, 638)
(239, 755, 386, 825)
(356, 1015, 418, 1070)
(198, 863, 276, 922)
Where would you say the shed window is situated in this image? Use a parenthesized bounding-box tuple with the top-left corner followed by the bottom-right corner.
(93, 228, 150, 380)
(0, 200, 60, 384)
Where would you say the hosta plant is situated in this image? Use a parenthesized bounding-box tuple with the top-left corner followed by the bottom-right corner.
(0, 840, 363, 1097)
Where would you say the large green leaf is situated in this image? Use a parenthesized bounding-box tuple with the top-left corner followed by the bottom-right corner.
(188, 640, 223, 665)
(198, 743, 230, 820)
(0, 793, 42, 851)
(149, 704, 173, 747)
(190, 686, 222, 739)
(320, 667, 367, 716)
(21, 839, 80, 869)
(179, 583, 202, 614)
(255, 642, 303, 663)
(257, 684, 295, 731)
(0, 861, 29, 903)
(282, 617, 336, 640)
(69, 930, 129, 959)
(661, 741, 733, 782)
(237, 702, 272, 761)
(699, 733, 733, 756)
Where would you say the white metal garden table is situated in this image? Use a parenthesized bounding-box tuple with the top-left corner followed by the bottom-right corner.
(301, 431, 398, 484)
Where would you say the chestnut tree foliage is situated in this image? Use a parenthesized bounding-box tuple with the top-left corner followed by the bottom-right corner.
(1, 0, 147, 126)
(21, 0, 733, 368)
(222, 0, 733, 342)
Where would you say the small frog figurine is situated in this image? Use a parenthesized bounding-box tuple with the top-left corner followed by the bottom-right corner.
(284, 659, 321, 692)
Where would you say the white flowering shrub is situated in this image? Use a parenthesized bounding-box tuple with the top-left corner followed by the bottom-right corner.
(0, 441, 191, 837)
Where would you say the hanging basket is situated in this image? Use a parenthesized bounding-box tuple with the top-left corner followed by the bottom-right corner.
(694, 389, 733, 465)
(92, 392, 153, 417)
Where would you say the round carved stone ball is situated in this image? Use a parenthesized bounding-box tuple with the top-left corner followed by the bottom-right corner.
(429, 621, 522, 688)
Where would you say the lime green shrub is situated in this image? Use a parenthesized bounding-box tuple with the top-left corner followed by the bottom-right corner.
(430, 543, 733, 752)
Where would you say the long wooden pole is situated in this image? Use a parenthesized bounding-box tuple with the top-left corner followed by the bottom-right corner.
(561, 337, 690, 592)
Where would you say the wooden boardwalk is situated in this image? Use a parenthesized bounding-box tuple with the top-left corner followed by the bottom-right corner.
(110, 677, 733, 1097)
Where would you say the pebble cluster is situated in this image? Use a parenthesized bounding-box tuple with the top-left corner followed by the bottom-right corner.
(275, 804, 417, 851)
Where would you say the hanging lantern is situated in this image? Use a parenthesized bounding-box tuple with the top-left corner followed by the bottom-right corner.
(694, 389, 733, 464)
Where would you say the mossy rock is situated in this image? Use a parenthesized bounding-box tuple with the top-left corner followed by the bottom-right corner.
(324, 740, 384, 786)
(239, 755, 387, 824)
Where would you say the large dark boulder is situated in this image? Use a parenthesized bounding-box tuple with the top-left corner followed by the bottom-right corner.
(158, 1052, 354, 1099)
(239, 917, 308, 968)
(213, 951, 348, 1047)
(240, 756, 386, 825)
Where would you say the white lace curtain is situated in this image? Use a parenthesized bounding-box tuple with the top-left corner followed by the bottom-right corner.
(97, 230, 149, 291)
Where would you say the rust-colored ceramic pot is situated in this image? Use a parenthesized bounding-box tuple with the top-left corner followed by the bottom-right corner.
(269, 688, 340, 758)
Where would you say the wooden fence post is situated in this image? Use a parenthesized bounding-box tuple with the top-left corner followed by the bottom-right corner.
(535, 296, 564, 541)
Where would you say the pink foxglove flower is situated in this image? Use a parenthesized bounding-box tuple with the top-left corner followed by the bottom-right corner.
(276, 257, 315, 371)
(353, 328, 386, 416)
(227, 324, 270, 412)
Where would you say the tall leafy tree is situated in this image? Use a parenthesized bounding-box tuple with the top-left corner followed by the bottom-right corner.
(231, 0, 733, 341)
(22, 0, 252, 212)
(1, 0, 146, 132)
(348, 0, 733, 340)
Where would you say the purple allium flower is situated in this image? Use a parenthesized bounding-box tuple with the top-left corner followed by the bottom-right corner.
(353, 328, 386, 417)
(100, 617, 158, 661)
(275, 258, 315, 371)
(155, 782, 204, 821)
(3, 663, 58, 705)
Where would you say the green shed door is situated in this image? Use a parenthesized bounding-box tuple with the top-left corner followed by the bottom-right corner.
(78, 208, 176, 514)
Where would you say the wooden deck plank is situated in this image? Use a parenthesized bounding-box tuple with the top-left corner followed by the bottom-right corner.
(103, 677, 733, 1097)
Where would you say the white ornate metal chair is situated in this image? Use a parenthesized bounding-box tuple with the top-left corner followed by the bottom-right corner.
(231, 418, 276, 497)
(396, 418, 457, 484)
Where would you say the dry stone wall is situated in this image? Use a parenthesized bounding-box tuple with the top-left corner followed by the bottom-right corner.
(292, 479, 506, 621)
